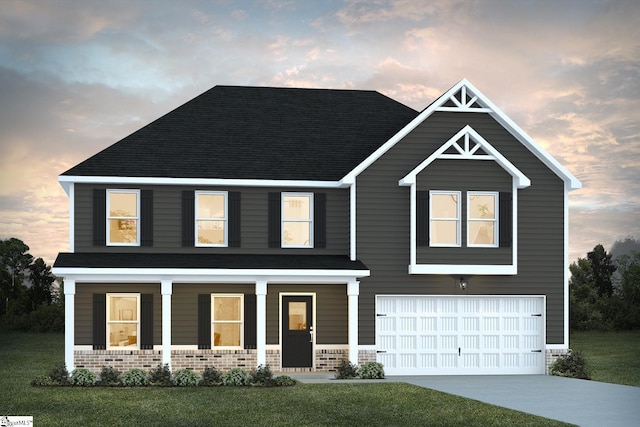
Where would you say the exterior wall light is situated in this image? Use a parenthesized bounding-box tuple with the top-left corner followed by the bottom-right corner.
(459, 277, 468, 290)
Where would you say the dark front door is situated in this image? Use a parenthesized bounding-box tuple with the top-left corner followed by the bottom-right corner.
(282, 295, 313, 368)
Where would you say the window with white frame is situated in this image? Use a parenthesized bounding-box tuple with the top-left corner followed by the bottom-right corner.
(467, 192, 498, 247)
(196, 191, 228, 246)
(430, 191, 461, 247)
(282, 193, 313, 248)
(107, 189, 140, 245)
(107, 293, 140, 349)
(211, 294, 243, 348)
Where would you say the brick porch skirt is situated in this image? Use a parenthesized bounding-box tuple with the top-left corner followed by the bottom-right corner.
(74, 348, 379, 375)
(545, 348, 570, 374)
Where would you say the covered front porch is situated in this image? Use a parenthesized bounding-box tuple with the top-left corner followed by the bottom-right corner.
(53, 253, 370, 373)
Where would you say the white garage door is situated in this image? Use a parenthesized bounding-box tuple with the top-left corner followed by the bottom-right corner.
(376, 295, 545, 375)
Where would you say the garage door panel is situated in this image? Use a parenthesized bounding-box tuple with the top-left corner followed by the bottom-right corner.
(376, 295, 545, 375)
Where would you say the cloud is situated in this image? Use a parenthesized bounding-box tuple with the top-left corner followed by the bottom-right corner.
(0, 0, 639, 266)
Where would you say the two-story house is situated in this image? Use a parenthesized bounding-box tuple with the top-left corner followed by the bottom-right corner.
(53, 79, 581, 375)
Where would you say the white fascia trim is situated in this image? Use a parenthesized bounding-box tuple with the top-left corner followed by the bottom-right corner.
(68, 183, 75, 252)
(53, 268, 371, 283)
(408, 264, 517, 275)
(59, 175, 346, 190)
(399, 125, 531, 189)
(460, 79, 582, 190)
(350, 181, 357, 261)
(342, 78, 581, 190)
(563, 182, 570, 348)
(546, 344, 570, 350)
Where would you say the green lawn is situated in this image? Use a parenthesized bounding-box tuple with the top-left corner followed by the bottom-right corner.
(0, 332, 569, 426)
(570, 330, 640, 387)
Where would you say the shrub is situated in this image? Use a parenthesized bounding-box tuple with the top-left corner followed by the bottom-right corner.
(358, 362, 385, 379)
(250, 364, 274, 386)
(121, 368, 150, 386)
(98, 366, 122, 386)
(200, 366, 222, 386)
(222, 368, 249, 386)
(48, 363, 70, 386)
(174, 369, 200, 387)
(274, 375, 296, 387)
(31, 375, 56, 386)
(335, 360, 358, 379)
(149, 364, 173, 386)
(0, 304, 65, 332)
(71, 368, 97, 386)
(550, 350, 590, 379)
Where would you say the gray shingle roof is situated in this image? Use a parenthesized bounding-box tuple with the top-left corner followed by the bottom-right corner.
(62, 86, 418, 181)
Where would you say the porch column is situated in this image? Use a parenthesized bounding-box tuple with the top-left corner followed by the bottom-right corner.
(64, 278, 76, 372)
(255, 281, 267, 367)
(347, 280, 360, 365)
(161, 279, 172, 369)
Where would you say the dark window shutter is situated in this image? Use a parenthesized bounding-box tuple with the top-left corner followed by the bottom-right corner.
(244, 294, 257, 349)
(141, 190, 153, 247)
(499, 192, 513, 248)
(93, 294, 106, 350)
(93, 189, 106, 246)
(198, 294, 211, 349)
(268, 192, 281, 248)
(182, 190, 195, 247)
(417, 191, 429, 246)
(314, 193, 327, 248)
(228, 191, 241, 247)
(140, 294, 154, 349)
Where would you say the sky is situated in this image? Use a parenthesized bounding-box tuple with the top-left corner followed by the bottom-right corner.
(0, 0, 638, 266)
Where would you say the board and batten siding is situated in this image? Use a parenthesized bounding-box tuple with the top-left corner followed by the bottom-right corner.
(73, 185, 349, 255)
(356, 111, 566, 345)
(74, 283, 161, 346)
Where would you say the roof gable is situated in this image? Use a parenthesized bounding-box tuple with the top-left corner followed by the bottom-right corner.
(343, 79, 581, 190)
(61, 86, 417, 182)
(399, 125, 531, 189)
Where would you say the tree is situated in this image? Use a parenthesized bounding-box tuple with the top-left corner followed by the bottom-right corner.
(587, 244, 616, 297)
(0, 238, 34, 315)
(569, 256, 609, 330)
(612, 251, 640, 329)
(28, 257, 56, 310)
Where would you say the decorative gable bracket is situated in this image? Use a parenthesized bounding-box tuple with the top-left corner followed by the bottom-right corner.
(436, 84, 493, 113)
(399, 125, 531, 189)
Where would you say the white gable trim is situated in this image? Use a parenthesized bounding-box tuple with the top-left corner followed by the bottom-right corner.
(399, 125, 531, 189)
(342, 78, 581, 190)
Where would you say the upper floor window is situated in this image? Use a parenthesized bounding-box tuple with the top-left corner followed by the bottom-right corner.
(429, 191, 461, 247)
(107, 293, 139, 349)
(196, 191, 228, 246)
(212, 294, 243, 348)
(282, 193, 313, 248)
(107, 189, 140, 246)
(467, 192, 498, 247)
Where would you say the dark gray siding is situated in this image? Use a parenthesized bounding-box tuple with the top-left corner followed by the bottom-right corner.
(74, 185, 349, 255)
(75, 283, 161, 346)
(416, 159, 512, 264)
(266, 284, 348, 345)
(171, 284, 254, 345)
(356, 112, 566, 345)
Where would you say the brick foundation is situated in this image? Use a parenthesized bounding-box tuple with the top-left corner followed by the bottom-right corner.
(74, 348, 377, 375)
(545, 348, 570, 374)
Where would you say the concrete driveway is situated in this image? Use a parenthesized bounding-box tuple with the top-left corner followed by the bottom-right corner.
(393, 375, 640, 427)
